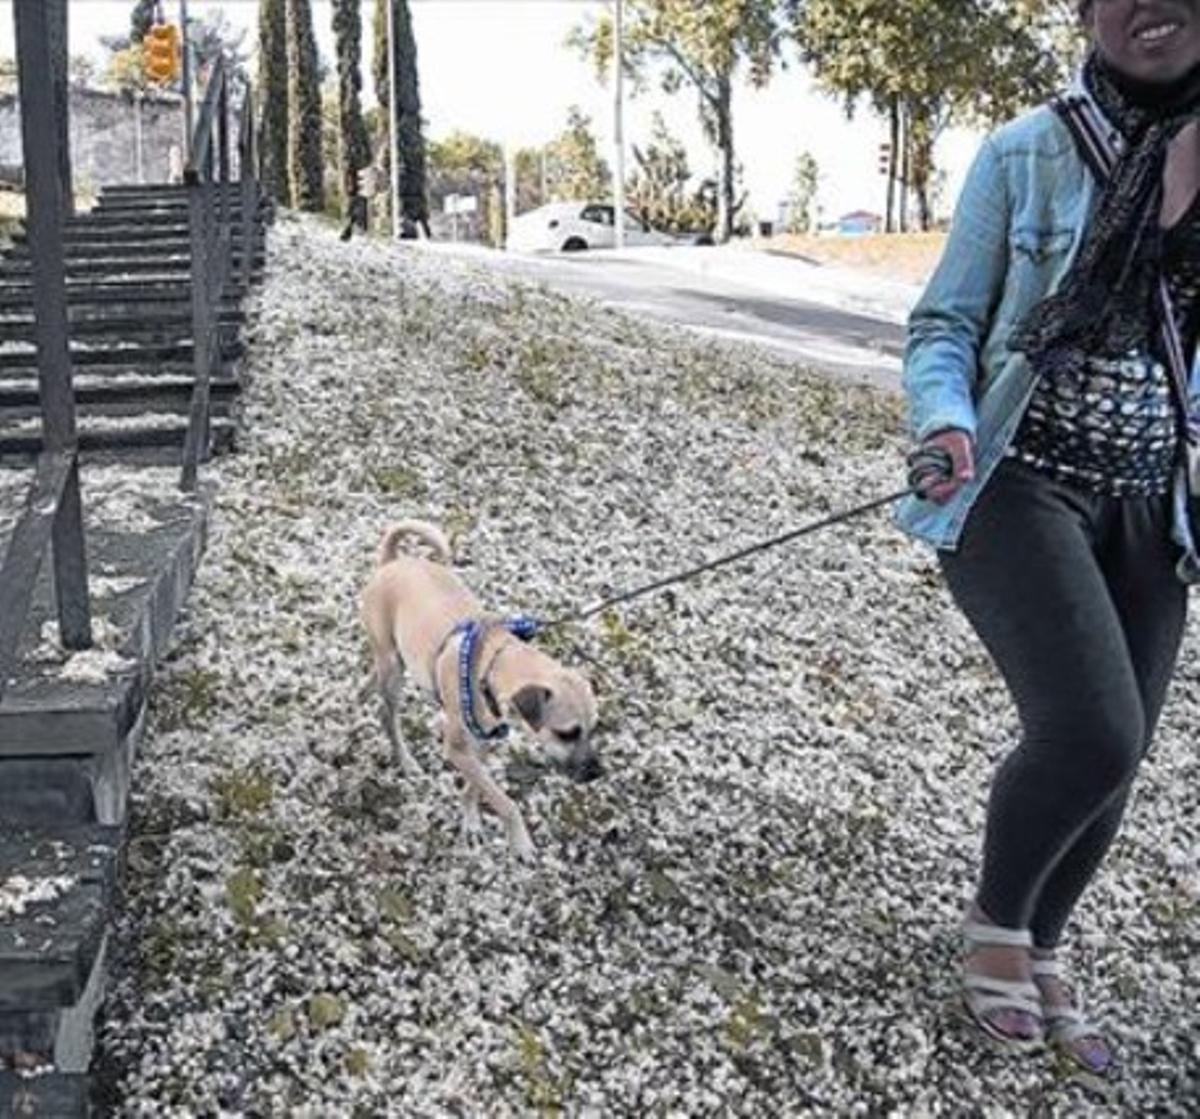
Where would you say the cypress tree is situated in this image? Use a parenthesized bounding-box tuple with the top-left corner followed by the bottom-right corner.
(257, 0, 290, 206)
(372, 0, 429, 234)
(394, 0, 429, 233)
(286, 0, 324, 212)
(332, 0, 371, 210)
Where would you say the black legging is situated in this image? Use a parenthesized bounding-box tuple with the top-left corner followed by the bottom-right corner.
(939, 457, 1189, 948)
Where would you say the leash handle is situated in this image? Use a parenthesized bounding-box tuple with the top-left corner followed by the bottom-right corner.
(906, 445, 955, 497)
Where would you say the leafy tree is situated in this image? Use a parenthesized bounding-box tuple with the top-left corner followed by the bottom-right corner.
(258, 0, 291, 206)
(786, 150, 819, 234)
(544, 106, 611, 202)
(286, 0, 325, 211)
(373, 0, 430, 235)
(572, 0, 788, 242)
(332, 0, 372, 218)
(625, 111, 715, 234)
(189, 11, 251, 86)
(792, 0, 1080, 229)
(428, 130, 503, 242)
(102, 45, 149, 92)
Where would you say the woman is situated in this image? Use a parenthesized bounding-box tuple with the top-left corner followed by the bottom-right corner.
(896, 0, 1200, 1081)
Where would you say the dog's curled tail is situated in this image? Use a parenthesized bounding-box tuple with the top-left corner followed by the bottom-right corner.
(376, 519, 452, 567)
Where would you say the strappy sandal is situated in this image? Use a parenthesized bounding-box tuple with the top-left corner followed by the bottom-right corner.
(1032, 957, 1120, 1089)
(961, 921, 1044, 1053)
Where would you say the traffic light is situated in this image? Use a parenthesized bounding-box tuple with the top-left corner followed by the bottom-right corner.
(878, 142, 892, 177)
(143, 22, 181, 85)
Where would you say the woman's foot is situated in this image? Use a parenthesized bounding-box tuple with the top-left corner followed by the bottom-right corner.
(961, 904, 1043, 1049)
(1031, 950, 1118, 1081)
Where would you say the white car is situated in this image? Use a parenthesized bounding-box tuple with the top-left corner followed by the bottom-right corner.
(507, 201, 679, 253)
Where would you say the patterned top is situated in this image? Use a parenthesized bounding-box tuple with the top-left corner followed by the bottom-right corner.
(1009, 191, 1200, 497)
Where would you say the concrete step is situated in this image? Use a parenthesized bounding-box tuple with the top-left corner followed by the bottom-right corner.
(11, 228, 264, 252)
(79, 205, 255, 223)
(0, 324, 243, 352)
(0, 375, 239, 419)
(0, 484, 211, 815)
(0, 257, 264, 281)
(0, 415, 236, 464)
(0, 278, 250, 303)
(0, 828, 118, 1079)
(8, 239, 226, 260)
(101, 183, 238, 196)
(0, 308, 243, 338)
(0, 1072, 91, 1117)
(0, 289, 244, 314)
(0, 359, 236, 383)
(0, 337, 243, 371)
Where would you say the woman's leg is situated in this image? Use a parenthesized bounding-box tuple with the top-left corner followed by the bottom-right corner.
(1024, 493, 1188, 946)
(939, 463, 1151, 932)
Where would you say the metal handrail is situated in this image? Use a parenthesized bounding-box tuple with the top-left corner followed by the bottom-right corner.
(184, 56, 227, 186)
(0, 0, 91, 705)
(180, 56, 260, 492)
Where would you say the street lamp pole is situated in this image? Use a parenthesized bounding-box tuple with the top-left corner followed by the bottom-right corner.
(613, 0, 625, 250)
(385, 0, 402, 239)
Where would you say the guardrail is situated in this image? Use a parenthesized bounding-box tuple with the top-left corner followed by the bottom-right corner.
(0, 0, 92, 705)
(180, 57, 259, 492)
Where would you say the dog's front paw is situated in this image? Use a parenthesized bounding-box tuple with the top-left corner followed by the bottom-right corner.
(508, 824, 537, 864)
(460, 806, 483, 844)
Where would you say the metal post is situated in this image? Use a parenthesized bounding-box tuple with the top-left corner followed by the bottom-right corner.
(386, 0, 401, 240)
(217, 74, 230, 262)
(134, 92, 145, 183)
(613, 0, 626, 250)
(504, 141, 516, 250)
(14, 0, 91, 649)
(241, 87, 256, 291)
(50, 0, 74, 217)
(180, 0, 194, 162)
(181, 158, 211, 493)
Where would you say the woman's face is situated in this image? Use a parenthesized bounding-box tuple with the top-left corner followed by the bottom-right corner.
(1088, 0, 1200, 82)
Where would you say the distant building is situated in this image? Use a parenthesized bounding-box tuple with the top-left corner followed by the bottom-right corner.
(836, 210, 883, 236)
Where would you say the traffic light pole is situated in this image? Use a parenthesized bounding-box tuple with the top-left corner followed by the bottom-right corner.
(180, 0, 193, 161)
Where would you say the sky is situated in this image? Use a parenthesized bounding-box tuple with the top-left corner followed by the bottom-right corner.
(0, 1, 985, 223)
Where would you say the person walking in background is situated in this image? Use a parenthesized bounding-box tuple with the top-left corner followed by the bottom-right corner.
(896, 0, 1200, 1085)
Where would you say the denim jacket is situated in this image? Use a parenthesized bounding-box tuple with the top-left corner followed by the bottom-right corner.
(894, 82, 1200, 583)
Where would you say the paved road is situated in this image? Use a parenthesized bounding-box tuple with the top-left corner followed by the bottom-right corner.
(428, 244, 909, 392)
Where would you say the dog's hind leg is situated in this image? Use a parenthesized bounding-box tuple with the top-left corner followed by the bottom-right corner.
(376, 652, 426, 778)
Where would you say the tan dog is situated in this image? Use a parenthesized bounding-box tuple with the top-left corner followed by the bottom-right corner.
(360, 520, 601, 860)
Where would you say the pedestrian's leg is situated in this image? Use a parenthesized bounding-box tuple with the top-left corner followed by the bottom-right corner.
(1028, 494, 1186, 947)
(938, 462, 1146, 1041)
(1025, 494, 1187, 1077)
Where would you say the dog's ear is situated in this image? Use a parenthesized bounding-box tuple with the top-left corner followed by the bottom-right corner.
(511, 685, 551, 730)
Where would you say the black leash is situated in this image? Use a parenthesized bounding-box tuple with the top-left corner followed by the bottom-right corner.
(539, 446, 953, 630)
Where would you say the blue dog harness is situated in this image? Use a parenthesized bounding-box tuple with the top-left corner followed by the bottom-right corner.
(448, 615, 540, 742)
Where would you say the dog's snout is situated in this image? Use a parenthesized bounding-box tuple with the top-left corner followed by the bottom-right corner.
(572, 754, 604, 783)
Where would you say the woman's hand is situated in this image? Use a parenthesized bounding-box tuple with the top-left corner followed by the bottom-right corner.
(912, 428, 976, 504)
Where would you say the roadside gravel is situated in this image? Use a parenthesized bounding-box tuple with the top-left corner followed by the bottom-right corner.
(97, 216, 1200, 1116)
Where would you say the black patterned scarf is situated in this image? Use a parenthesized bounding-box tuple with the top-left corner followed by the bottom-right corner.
(1013, 53, 1200, 369)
